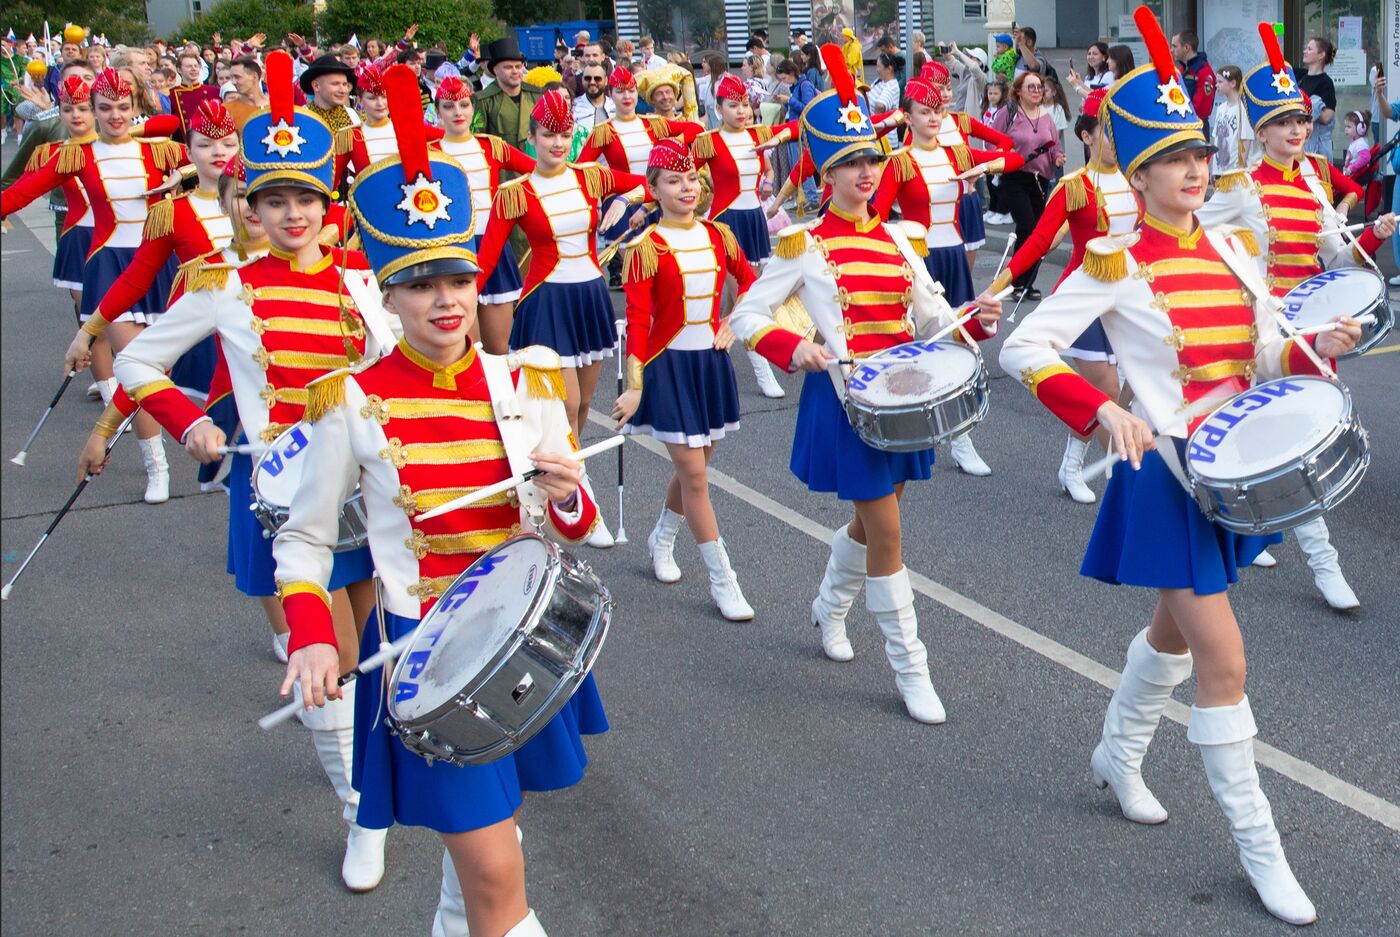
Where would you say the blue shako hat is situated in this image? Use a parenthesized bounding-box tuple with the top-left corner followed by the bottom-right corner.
(799, 43, 884, 177)
(1244, 23, 1309, 132)
(348, 64, 478, 286)
(241, 50, 336, 199)
(1100, 6, 1211, 178)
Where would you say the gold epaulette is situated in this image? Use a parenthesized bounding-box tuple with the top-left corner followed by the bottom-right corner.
(569, 161, 607, 199)
(774, 221, 815, 260)
(26, 142, 53, 173)
(511, 345, 566, 400)
(481, 133, 508, 163)
(587, 120, 615, 148)
(889, 149, 917, 184)
(1227, 226, 1260, 257)
(691, 131, 716, 160)
(304, 368, 349, 423)
(332, 126, 355, 156)
(956, 112, 972, 135)
(177, 251, 238, 294)
(752, 125, 775, 145)
(51, 139, 88, 174)
(1052, 169, 1089, 212)
(623, 226, 661, 284)
(494, 175, 530, 220)
(146, 138, 185, 171)
(709, 220, 741, 265)
(1082, 233, 1138, 282)
(896, 220, 929, 258)
(142, 195, 179, 240)
(1212, 169, 1252, 193)
(644, 115, 672, 139)
(947, 143, 973, 175)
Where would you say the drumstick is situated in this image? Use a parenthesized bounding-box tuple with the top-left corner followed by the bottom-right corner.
(1292, 312, 1377, 336)
(1081, 383, 1242, 483)
(413, 435, 627, 522)
(992, 231, 1017, 284)
(613, 319, 628, 545)
(258, 633, 419, 730)
(11, 370, 76, 465)
(1316, 221, 1369, 237)
(928, 286, 1016, 344)
(217, 443, 268, 456)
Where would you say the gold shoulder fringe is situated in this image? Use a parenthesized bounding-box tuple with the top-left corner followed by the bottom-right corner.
(494, 177, 530, 220)
(175, 251, 235, 294)
(143, 197, 177, 240)
(710, 220, 741, 265)
(54, 140, 88, 174)
(645, 116, 671, 139)
(775, 225, 811, 260)
(956, 112, 971, 135)
(947, 144, 973, 174)
(26, 142, 53, 173)
(332, 127, 354, 156)
(1082, 235, 1134, 282)
(624, 228, 661, 284)
(692, 131, 716, 161)
(148, 139, 185, 171)
(1229, 227, 1260, 257)
(890, 149, 917, 184)
(522, 364, 566, 400)
(753, 125, 774, 144)
(587, 121, 615, 148)
(482, 134, 508, 163)
(904, 232, 928, 259)
(304, 370, 348, 423)
(573, 162, 607, 200)
(1057, 171, 1089, 213)
(1212, 170, 1250, 193)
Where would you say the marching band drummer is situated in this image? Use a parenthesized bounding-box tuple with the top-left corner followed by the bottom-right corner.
(992, 9, 1360, 925)
(1195, 24, 1396, 611)
(612, 139, 758, 621)
(728, 45, 1002, 725)
(987, 89, 1141, 505)
(274, 65, 605, 937)
(104, 52, 385, 894)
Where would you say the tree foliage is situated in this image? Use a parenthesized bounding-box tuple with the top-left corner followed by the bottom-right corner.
(490, 0, 612, 29)
(319, 0, 501, 54)
(6, 0, 151, 46)
(171, 0, 315, 46)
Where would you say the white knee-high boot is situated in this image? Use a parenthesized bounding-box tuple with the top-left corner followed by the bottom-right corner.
(137, 435, 170, 504)
(432, 848, 471, 937)
(810, 526, 865, 662)
(299, 681, 386, 892)
(1292, 517, 1359, 610)
(1058, 436, 1096, 504)
(866, 568, 945, 724)
(505, 911, 548, 936)
(1190, 697, 1317, 926)
(646, 506, 684, 583)
(697, 539, 754, 620)
(747, 349, 786, 398)
(1091, 628, 1193, 824)
(580, 472, 614, 548)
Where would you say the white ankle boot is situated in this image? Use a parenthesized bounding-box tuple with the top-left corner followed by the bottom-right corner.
(272, 631, 290, 663)
(432, 848, 470, 937)
(300, 683, 386, 893)
(1091, 629, 1193, 824)
(949, 433, 991, 476)
(137, 436, 170, 504)
(580, 473, 615, 548)
(647, 506, 684, 583)
(1058, 436, 1096, 504)
(96, 377, 118, 405)
(505, 911, 548, 936)
(866, 568, 945, 724)
(1293, 517, 1359, 610)
(1252, 549, 1278, 568)
(748, 349, 786, 398)
(698, 539, 754, 620)
(811, 526, 864, 662)
(1190, 697, 1317, 926)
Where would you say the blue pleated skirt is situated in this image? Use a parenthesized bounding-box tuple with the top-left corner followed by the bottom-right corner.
(623, 346, 741, 447)
(510, 278, 618, 368)
(791, 371, 934, 501)
(225, 448, 374, 597)
(958, 191, 986, 250)
(79, 245, 177, 322)
(714, 205, 770, 263)
(1063, 319, 1117, 363)
(1082, 446, 1280, 596)
(471, 234, 522, 305)
(53, 224, 92, 290)
(352, 609, 609, 833)
(924, 243, 975, 307)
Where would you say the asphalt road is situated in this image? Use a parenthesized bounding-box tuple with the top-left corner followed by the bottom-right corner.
(2, 173, 1398, 936)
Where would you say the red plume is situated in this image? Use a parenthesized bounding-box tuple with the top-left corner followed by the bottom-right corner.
(385, 64, 430, 182)
(1134, 6, 1175, 84)
(819, 43, 856, 106)
(266, 51, 293, 125)
(1258, 22, 1287, 73)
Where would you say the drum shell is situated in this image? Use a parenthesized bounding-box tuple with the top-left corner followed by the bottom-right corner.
(250, 490, 369, 553)
(1188, 408, 1371, 535)
(844, 367, 989, 452)
(389, 540, 611, 767)
(1277, 269, 1394, 358)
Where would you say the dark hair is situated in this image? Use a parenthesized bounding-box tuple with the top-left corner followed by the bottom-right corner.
(1174, 30, 1200, 54)
(776, 59, 800, 79)
(746, 37, 764, 51)
(1074, 111, 1099, 143)
(801, 42, 820, 67)
(1307, 36, 1336, 67)
(1106, 45, 1135, 78)
(1020, 27, 1037, 46)
(1087, 41, 1110, 78)
(982, 74, 1008, 113)
(395, 48, 420, 65)
(877, 51, 904, 74)
(878, 34, 897, 49)
(177, 50, 201, 65)
(704, 53, 727, 77)
(1217, 64, 1243, 86)
(59, 59, 94, 79)
(231, 55, 262, 77)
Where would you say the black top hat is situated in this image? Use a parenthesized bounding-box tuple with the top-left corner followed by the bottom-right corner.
(484, 36, 526, 71)
(298, 53, 358, 93)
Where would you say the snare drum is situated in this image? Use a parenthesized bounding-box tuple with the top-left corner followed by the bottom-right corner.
(250, 423, 369, 552)
(1184, 377, 1370, 534)
(843, 340, 988, 452)
(1277, 268, 1393, 358)
(386, 535, 612, 767)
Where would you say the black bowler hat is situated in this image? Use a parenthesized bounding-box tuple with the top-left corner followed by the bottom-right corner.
(298, 53, 357, 93)
(484, 36, 526, 71)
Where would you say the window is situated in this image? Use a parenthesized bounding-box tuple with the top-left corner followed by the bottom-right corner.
(963, 0, 987, 20)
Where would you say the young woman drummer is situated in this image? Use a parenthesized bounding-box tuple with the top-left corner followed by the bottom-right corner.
(103, 51, 385, 894)
(475, 89, 648, 549)
(989, 89, 1141, 504)
(32, 68, 96, 329)
(1195, 24, 1396, 610)
(611, 139, 757, 620)
(275, 65, 605, 937)
(994, 9, 1361, 924)
(2, 67, 189, 504)
(728, 45, 1001, 725)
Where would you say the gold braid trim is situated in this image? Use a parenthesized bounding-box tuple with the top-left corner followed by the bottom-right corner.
(947, 144, 973, 174)
(957, 112, 971, 135)
(143, 197, 176, 240)
(1058, 172, 1089, 212)
(304, 371, 347, 423)
(333, 127, 354, 156)
(587, 121, 615, 148)
(905, 233, 928, 258)
(53, 140, 87, 174)
(148, 139, 185, 171)
(775, 228, 809, 259)
(1308, 154, 1333, 201)
(93, 402, 125, 439)
(1229, 228, 1260, 257)
(26, 142, 53, 173)
(645, 116, 671, 139)
(692, 131, 716, 160)
(494, 178, 530, 220)
(573, 162, 607, 199)
(753, 125, 774, 144)
(483, 134, 508, 163)
(624, 229, 661, 284)
(1082, 238, 1129, 282)
(1213, 170, 1251, 193)
(712, 221, 741, 265)
(523, 364, 566, 400)
(890, 149, 917, 184)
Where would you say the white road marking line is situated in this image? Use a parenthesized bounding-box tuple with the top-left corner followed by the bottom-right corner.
(589, 410, 1400, 834)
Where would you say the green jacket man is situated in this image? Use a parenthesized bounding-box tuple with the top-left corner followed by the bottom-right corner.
(471, 36, 542, 154)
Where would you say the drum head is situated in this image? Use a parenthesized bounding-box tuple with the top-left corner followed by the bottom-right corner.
(390, 536, 554, 719)
(1279, 269, 1385, 330)
(251, 423, 315, 507)
(848, 340, 980, 407)
(1188, 378, 1348, 481)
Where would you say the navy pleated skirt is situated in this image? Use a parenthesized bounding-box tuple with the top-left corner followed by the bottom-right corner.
(79, 245, 176, 322)
(510, 278, 618, 367)
(1063, 319, 1117, 363)
(53, 224, 92, 290)
(924, 243, 975, 307)
(958, 191, 986, 250)
(714, 205, 770, 263)
(623, 346, 741, 447)
(471, 233, 523, 305)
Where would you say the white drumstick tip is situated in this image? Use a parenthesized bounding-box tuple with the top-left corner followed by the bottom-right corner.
(10, 452, 26, 466)
(1081, 450, 1124, 483)
(1, 584, 13, 601)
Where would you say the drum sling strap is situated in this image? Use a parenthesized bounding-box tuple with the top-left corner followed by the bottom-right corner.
(479, 350, 550, 527)
(340, 270, 401, 358)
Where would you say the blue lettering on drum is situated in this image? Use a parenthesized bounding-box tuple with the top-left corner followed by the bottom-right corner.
(1280, 270, 1346, 322)
(846, 340, 949, 393)
(1187, 381, 1305, 464)
(261, 425, 311, 478)
(395, 550, 510, 702)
